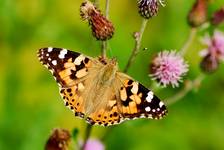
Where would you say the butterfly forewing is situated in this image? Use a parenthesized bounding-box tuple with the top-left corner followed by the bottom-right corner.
(38, 47, 91, 87)
(38, 47, 93, 118)
(38, 47, 167, 126)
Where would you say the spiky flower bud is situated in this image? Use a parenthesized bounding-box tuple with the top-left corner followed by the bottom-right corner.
(200, 53, 219, 73)
(45, 128, 71, 150)
(211, 7, 224, 25)
(187, 0, 208, 27)
(80, 0, 114, 41)
(138, 0, 165, 19)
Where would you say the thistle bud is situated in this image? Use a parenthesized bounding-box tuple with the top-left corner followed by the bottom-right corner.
(200, 53, 219, 73)
(187, 0, 208, 27)
(211, 7, 224, 25)
(45, 128, 71, 150)
(80, 0, 114, 41)
(138, 0, 165, 19)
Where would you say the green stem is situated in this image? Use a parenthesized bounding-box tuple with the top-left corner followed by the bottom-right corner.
(124, 19, 148, 73)
(100, 126, 115, 142)
(101, 0, 110, 58)
(166, 74, 205, 105)
(179, 28, 197, 56)
(81, 124, 92, 150)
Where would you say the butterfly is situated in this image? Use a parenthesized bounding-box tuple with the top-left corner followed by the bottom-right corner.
(38, 47, 167, 126)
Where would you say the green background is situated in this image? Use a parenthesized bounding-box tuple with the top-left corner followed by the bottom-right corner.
(0, 0, 224, 150)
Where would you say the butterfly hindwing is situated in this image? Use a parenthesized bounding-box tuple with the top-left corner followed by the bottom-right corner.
(82, 74, 167, 126)
(85, 88, 123, 126)
(59, 85, 86, 119)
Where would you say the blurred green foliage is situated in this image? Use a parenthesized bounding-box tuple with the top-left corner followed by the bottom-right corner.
(0, 0, 224, 150)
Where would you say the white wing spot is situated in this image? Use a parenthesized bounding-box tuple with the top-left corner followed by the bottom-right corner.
(140, 114, 145, 118)
(145, 106, 151, 112)
(46, 53, 49, 57)
(49, 70, 54, 74)
(59, 49, 67, 59)
(52, 60, 57, 66)
(152, 109, 156, 112)
(48, 58, 51, 61)
(74, 55, 85, 65)
(159, 102, 164, 108)
(131, 82, 138, 94)
(146, 91, 154, 102)
(48, 47, 53, 52)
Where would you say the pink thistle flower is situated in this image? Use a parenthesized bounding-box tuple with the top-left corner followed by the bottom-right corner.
(150, 51, 189, 87)
(200, 30, 224, 73)
(201, 30, 224, 60)
(84, 139, 105, 150)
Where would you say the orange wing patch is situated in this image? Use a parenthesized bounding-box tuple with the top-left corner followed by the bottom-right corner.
(59, 83, 86, 118)
(87, 105, 122, 126)
(86, 92, 123, 126)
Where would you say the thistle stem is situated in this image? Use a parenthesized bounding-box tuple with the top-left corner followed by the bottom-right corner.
(166, 73, 205, 105)
(179, 28, 197, 56)
(124, 19, 148, 73)
(101, 0, 110, 59)
(101, 41, 107, 58)
(81, 124, 92, 150)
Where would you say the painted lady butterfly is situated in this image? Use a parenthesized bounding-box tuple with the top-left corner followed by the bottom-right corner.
(38, 47, 167, 126)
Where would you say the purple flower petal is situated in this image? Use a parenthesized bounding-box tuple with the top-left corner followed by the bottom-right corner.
(150, 50, 189, 87)
(84, 139, 105, 150)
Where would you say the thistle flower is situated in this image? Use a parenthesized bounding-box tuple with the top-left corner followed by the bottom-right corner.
(84, 139, 105, 150)
(211, 7, 224, 25)
(80, 0, 114, 41)
(150, 51, 189, 87)
(187, 0, 208, 27)
(201, 30, 224, 60)
(45, 128, 71, 150)
(200, 30, 224, 73)
(138, 0, 165, 19)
